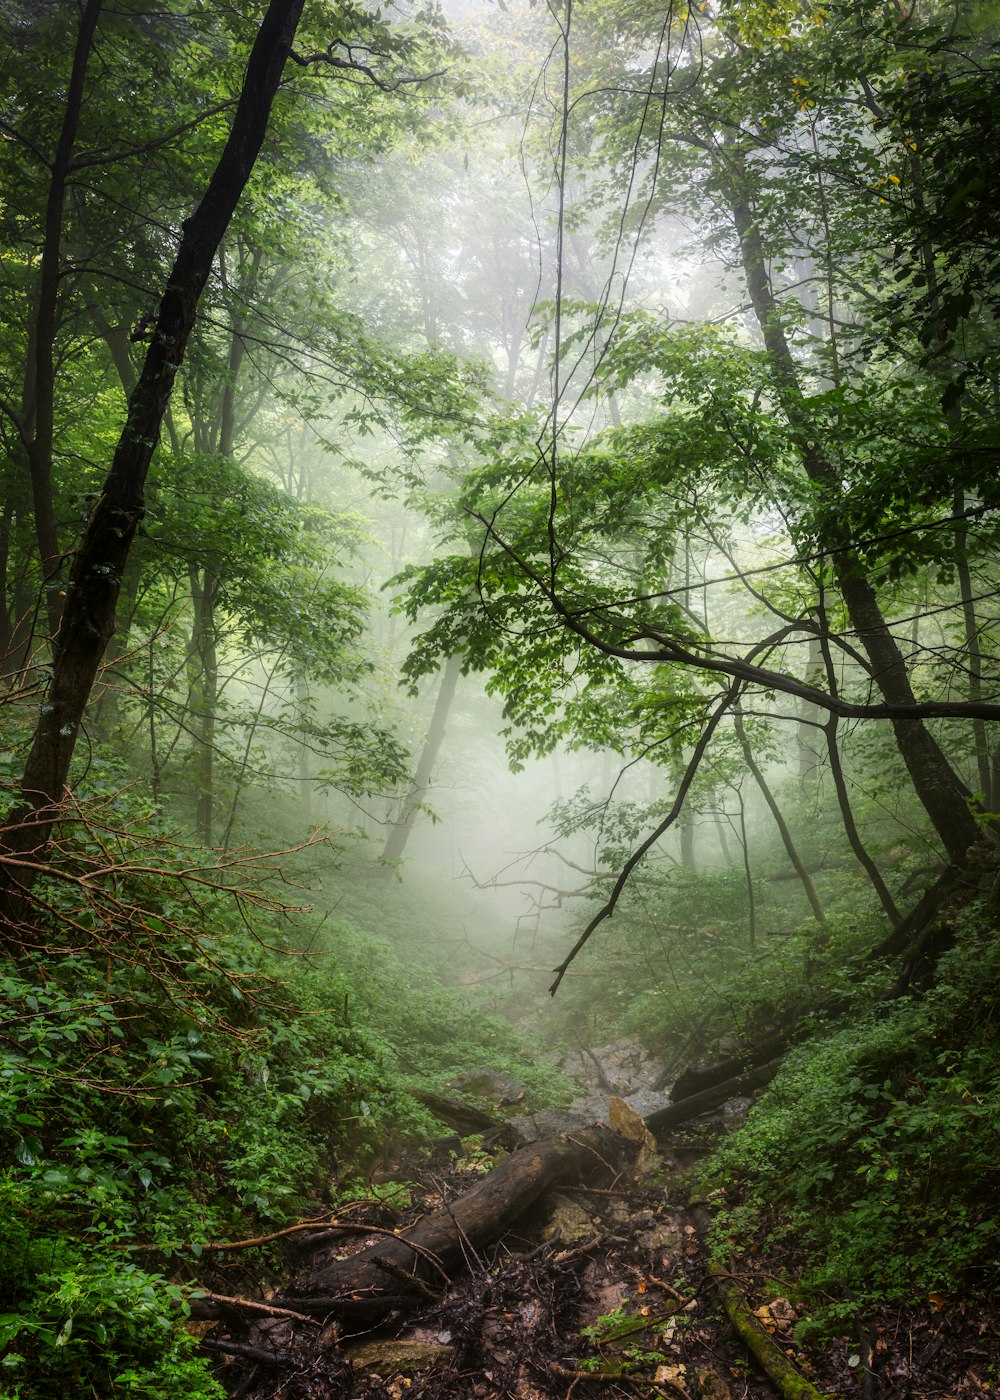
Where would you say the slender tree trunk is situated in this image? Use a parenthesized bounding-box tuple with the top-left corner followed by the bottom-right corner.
(733, 711, 826, 924)
(797, 633, 823, 778)
(953, 489, 991, 799)
(713, 809, 732, 866)
(190, 567, 219, 844)
(382, 654, 462, 866)
(0, 0, 306, 869)
(679, 810, 696, 870)
(734, 786, 756, 948)
(26, 0, 105, 631)
(726, 168, 979, 864)
(815, 619, 901, 923)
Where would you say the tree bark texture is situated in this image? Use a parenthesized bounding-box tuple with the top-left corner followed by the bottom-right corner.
(2, 0, 305, 862)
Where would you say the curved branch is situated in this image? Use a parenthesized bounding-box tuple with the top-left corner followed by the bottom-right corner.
(548, 681, 740, 995)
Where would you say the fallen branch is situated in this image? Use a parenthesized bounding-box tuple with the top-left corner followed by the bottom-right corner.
(189, 1291, 319, 1327)
(690, 1210, 836, 1400)
(289, 1126, 638, 1320)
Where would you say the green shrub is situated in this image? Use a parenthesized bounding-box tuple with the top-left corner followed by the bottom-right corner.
(700, 909, 1000, 1331)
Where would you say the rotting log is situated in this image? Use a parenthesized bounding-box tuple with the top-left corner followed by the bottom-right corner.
(286, 1126, 637, 1321)
(706, 1264, 836, 1400)
(691, 1209, 837, 1400)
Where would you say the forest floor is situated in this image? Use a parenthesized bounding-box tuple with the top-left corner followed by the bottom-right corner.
(202, 1049, 998, 1400)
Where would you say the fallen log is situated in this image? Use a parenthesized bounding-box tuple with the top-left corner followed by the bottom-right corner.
(667, 1029, 789, 1101)
(690, 1209, 836, 1400)
(645, 1058, 783, 1134)
(288, 1125, 637, 1320)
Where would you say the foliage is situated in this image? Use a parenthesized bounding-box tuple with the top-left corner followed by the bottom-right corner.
(0, 770, 564, 1394)
(700, 905, 1000, 1330)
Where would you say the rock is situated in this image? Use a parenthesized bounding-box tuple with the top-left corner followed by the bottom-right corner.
(447, 1068, 525, 1106)
(696, 1367, 733, 1400)
(344, 1339, 454, 1375)
(609, 1095, 660, 1176)
(540, 1192, 596, 1243)
(623, 1087, 673, 1120)
(721, 1095, 752, 1127)
(510, 1107, 593, 1143)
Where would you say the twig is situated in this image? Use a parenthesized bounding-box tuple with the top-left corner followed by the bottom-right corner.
(200, 1337, 293, 1365)
(372, 1256, 441, 1300)
(192, 1291, 320, 1327)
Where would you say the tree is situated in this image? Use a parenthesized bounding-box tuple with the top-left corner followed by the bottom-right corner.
(1, 0, 307, 871)
(394, 0, 1000, 980)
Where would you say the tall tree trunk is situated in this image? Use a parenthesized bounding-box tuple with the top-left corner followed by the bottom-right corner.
(953, 489, 991, 800)
(726, 167, 979, 864)
(0, 0, 306, 868)
(382, 654, 462, 866)
(26, 0, 104, 632)
(189, 567, 219, 844)
(797, 633, 823, 779)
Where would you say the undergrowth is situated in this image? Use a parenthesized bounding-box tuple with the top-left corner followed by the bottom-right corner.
(0, 790, 564, 1397)
(699, 903, 1000, 1334)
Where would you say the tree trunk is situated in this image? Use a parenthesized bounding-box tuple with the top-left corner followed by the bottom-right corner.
(26, 0, 104, 632)
(733, 711, 826, 924)
(190, 567, 219, 845)
(0, 0, 305, 868)
(382, 653, 462, 866)
(726, 168, 980, 865)
(954, 488, 991, 800)
(816, 626, 901, 923)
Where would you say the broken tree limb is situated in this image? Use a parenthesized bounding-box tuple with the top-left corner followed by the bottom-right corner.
(707, 1264, 834, 1400)
(690, 1211, 835, 1400)
(289, 1126, 638, 1320)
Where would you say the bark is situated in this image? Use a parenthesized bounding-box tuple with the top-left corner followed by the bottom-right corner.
(289, 1126, 637, 1320)
(726, 166, 980, 865)
(733, 711, 826, 924)
(382, 653, 462, 866)
(0, 0, 305, 865)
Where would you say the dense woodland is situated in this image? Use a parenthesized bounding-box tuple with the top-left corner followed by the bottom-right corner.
(0, 0, 998, 1395)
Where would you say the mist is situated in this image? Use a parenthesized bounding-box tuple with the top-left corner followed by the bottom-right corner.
(1, 0, 997, 1393)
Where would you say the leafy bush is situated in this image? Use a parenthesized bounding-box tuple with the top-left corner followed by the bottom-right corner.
(700, 907, 1000, 1331)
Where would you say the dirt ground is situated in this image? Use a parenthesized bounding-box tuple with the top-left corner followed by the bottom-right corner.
(201, 1116, 999, 1400)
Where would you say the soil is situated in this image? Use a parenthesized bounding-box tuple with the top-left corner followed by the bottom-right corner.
(200, 1048, 999, 1400)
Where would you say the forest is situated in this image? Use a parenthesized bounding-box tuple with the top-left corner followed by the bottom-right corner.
(0, 0, 997, 1395)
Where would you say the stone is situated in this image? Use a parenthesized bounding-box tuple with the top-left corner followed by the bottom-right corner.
(344, 1339, 454, 1375)
(540, 1192, 596, 1242)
